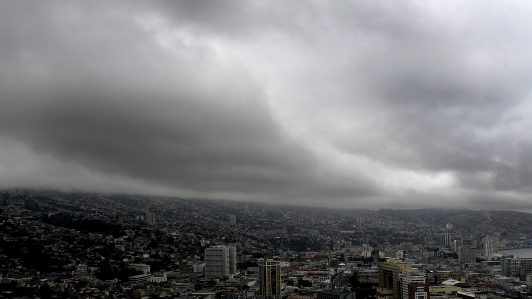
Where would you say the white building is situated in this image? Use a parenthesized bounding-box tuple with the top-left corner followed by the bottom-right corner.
(482, 236, 497, 257)
(445, 223, 453, 231)
(229, 214, 237, 225)
(205, 245, 236, 278)
(400, 271, 427, 299)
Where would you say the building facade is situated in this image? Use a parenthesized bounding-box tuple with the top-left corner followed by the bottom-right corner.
(458, 245, 476, 264)
(228, 245, 237, 274)
(259, 259, 282, 298)
(400, 271, 429, 299)
(502, 257, 532, 279)
(204, 245, 238, 279)
(482, 236, 497, 257)
(205, 245, 230, 278)
(378, 258, 412, 299)
(146, 211, 156, 225)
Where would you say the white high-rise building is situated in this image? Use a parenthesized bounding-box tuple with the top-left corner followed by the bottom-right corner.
(445, 223, 453, 231)
(442, 233, 451, 247)
(204, 245, 238, 278)
(482, 236, 497, 257)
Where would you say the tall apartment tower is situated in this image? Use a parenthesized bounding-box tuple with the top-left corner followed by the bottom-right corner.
(445, 223, 453, 231)
(400, 271, 429, 299)
(146, 211, 156, 225)
(228, 245, 237, 274)
(204, 245, 238, 278)
(482, 236, 497, 257)
(205, 246, 229, 278)
(438, 233, 451, 248)
(259, 259, 282, 298)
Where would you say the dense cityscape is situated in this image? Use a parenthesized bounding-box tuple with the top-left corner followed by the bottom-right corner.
(1, 190, 532, 298)
(4, 0, 532, 298)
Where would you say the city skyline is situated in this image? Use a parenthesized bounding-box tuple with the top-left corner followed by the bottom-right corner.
(1, 1, 532, 210)
(2, 189, 532, 297)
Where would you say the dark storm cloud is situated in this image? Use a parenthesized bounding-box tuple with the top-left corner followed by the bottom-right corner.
(1, 0, 532, 209)
(147, 0, 317, 38)
(0, 0, 377, 203)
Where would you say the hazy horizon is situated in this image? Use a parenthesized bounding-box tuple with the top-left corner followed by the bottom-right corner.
(7, 187, 532, 215)
(2, 1, 532, 210)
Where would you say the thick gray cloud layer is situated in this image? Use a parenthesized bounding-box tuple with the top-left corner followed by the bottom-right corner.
(1, 0, 532, 209)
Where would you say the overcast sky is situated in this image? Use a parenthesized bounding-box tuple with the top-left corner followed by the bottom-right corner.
(1, 0, 532, 209)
